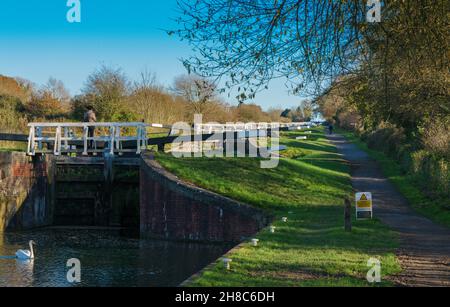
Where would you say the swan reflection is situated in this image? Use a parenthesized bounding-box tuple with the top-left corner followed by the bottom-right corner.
(14, 259, 35, 287)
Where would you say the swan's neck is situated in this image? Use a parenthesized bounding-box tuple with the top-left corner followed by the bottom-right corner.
(29, 242, 34, 259)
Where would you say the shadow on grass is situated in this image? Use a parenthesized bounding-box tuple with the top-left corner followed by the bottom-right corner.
(283, 140, 337, 153)
(158, 155, 351, 211)
(298, 158, 351, 174)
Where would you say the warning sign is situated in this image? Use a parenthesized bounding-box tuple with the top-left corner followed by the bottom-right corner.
(356, 192, 373, 219)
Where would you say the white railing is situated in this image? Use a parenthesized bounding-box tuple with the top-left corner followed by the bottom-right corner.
(26, 121, 320, 156)
(195, 123, 281, 134)
(27, 122, 167, 156)
(195, 122, 317, 134)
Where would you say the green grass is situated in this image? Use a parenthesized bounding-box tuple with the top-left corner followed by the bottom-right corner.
(0, 148, 25, 152)
(339, 129, 450, 228)
(155, 127, 401, 287)
(0, 141, 26, 152)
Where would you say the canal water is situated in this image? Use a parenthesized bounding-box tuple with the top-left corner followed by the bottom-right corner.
(0, 229, 232, 287)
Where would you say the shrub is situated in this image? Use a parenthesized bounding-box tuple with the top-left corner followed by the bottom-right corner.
(233, 104, 270, 123)
(422, 120, 450, 159)
(360, 122, 449, 202)
(0, 95, 28, 133)
(24, 92, 65, 119)
(411, 150, 449, 198)
(364, 123, 409, 158)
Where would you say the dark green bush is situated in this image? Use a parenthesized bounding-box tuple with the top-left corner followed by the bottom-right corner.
(361, 125, 449, 200)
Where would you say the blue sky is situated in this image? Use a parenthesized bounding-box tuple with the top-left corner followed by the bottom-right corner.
(0, 0, 303, 110)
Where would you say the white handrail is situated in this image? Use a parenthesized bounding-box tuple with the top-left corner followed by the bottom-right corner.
(26, 122, 165, 156)
(195, 122, 287, 134)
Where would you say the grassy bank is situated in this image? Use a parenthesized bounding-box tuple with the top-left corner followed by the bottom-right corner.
(340, 129, 450, 228)
(0, 141, 26, 152)
(155, 128, 400, 287)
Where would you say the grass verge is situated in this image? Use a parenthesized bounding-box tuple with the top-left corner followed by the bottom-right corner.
(339, 129, 450, 228)
(155, 127, 400, 287)
(0, 141, 26, 152)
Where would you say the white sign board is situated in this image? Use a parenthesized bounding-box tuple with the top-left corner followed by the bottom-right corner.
(356, 192, 373, 219)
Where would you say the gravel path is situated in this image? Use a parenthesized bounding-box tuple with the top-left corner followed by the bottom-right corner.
(329, 134, 450, 287)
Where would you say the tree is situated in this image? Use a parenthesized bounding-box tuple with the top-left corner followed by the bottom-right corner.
(0, 96, 27, 133)
(281, 109, 293, 119)
(175, 0, 449, 133)
(233, 104, 270, 123)
(267, 108, 287, 122)
(129, 71, 187, 124)
(0, 75, 31, 132)
(172, 75, 217, 117)
(44, 77, 70, 105)
(175, 0, 370, 99)
(71, 94, 89, 121)
(81, 65, 130, 121)
(279, 101, 315, 122)
(14, 78, 35, 102)
(130, 70, 162, 122)
(296, 100, 315, 122)
(25, 91, 64, 119)
(0, 75, 28, 101)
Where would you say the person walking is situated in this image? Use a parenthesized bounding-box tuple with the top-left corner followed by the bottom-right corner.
(328, 124, 334, 135)
(84, 106, 97, 150)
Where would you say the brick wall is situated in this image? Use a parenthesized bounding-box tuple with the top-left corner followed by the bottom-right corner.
(0, 152, 54, 232)
(140, 153, 269, 243)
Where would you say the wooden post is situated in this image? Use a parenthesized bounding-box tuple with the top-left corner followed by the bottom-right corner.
(103, 153, 114, 226)
(345, 198, 352, 232)
(245, 137, 250, 156)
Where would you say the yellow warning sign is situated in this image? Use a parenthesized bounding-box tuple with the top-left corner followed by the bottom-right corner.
(357, 193, 372, 208)
(357, 201, 371, 208)
(356, 192, 373, 219)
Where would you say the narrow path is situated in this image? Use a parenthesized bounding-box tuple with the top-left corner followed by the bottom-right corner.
(328, 134, 450, 287)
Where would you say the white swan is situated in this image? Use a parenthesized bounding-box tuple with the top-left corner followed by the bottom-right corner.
(15, 241, 36, 260)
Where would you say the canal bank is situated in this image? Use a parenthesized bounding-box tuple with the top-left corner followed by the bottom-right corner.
(155, 128, 401, 287)
(140, 152, 270, 242)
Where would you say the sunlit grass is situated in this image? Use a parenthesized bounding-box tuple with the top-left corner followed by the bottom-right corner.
(155, 127, 400, 287)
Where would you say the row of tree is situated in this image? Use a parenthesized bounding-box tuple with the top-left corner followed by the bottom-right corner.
(1, 67, 317, 134)
(314, 1, 449, 158)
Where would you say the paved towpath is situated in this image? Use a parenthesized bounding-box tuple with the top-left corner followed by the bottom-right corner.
(329, 134, 450, 287)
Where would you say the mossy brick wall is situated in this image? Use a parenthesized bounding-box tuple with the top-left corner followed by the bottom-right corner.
(0, 152, 54, 232)
(140, 153, 269, 243)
